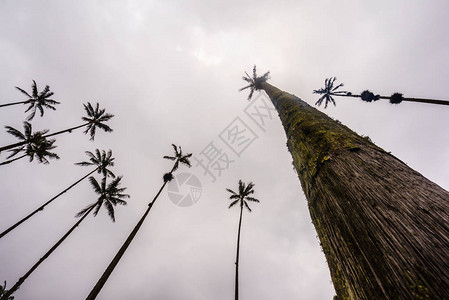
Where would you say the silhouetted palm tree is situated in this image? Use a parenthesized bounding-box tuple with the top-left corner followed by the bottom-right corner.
(0, 149, 115, 239)
(240, 66, 449, 299)
(0, 80, 59, 120)
(314, 77, 449, 107)
(85, 144, 192, 300)
(0, 122, 59, 166)
(0, 176, 129, 300)
(0, 102, 113, 153)
(226, 180, 259, 300)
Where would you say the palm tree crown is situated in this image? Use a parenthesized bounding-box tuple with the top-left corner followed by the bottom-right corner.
(15, 80, 60, 121)
(76, 176, 129, 222)
(2, 122, 59, 165)
(82, 102, 114, 140)
(239, 65, 270, 100)
(313, 77, 348, 108)
(75, 149, 116, 178)
(227, 180, 260, 211)
(163, 144, 192, 177)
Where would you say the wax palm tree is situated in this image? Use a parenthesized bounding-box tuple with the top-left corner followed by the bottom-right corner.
(226, 180, 259, 300)
(85, 144, 192, 300)
(0, 102, 113, 154)
(0, 122, 59, 166)
(0, 176, 129, 300)
(0, 80, 59, 120)
(314, 77, 449, 108)
(239, 66, 449, 299)
(0, 149, 115, 239)
(0, 282, 13, 300)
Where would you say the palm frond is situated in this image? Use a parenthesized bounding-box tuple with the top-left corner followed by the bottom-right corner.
(5, 125, 25, 140)
(75, 203, 95, 218)
(226, 188, 237, 195)
(243, 201, 252, 212)
(245, 197, 260, 203)
(88, 176, 102, 194)
(229, 199, 239, 209)
(15, 86, 32, 98)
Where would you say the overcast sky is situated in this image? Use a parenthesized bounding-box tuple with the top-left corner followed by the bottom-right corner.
(1, 1, 449, 299)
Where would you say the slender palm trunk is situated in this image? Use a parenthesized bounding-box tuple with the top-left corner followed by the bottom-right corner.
(335, 94, 449, 106)
(0, 168, 97, 239)
(260, 81, 449, 299)
(43, 123, 88, 139)
(0, 206, 94, 300)
(0, 123, 88, 154)
(85, 168, 175, 300)
(0, 100, 30, 108)
(234, 204, 243, 300)
(0, 154, 27, 166)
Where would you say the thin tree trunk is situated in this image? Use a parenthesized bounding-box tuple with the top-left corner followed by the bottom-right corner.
(336, 94, 449, 106)
(0, 100, 29, 108)
(234, 204, 243, 300)
(402, 97, 449, 106)
(0, 168, 97, 239)
(0, 154, 27, 166)
(0, 206, 94, 300)
(0, 123, 88, 154)
(260, 81, 449, 299)
(43, 123, 88, 139)
(85, 170, 174, 300)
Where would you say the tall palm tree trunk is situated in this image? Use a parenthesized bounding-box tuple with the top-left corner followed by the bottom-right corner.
(0, 123, 88, 153)
(259, 81, 449, 299)
(0, 206, 94, 300)
(0, 154, 27, 166)
(85, 173, 172, 300)
(0, 100, 29, 108)
(0, 168, 97, 239)
(234, 205, 243, 300)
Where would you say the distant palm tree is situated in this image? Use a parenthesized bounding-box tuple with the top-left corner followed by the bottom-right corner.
(226, 180, 259, 300)
(0, 80, 60, 120)
(85, 144, 192, 300)
(0, 149, 115, 239)
(0, 176, 129, 300)
(0, 282, 13, 300)
(314, 77, 449, 107)
(0, 122, 59, 166)
(0, 102, 113, 153)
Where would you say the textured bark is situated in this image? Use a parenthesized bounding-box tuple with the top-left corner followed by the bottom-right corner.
(260, 81, 449, 299)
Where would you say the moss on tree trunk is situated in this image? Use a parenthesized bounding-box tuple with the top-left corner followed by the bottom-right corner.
(260, 82, 449, 299)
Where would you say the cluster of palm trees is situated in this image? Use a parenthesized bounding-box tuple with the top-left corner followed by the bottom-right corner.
(1, 82, 261, 300)
(0, 81, 127, 299)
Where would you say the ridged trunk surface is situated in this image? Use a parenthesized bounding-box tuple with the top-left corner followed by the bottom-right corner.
(260, 82, 449, 299)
